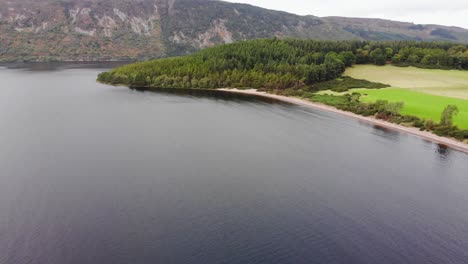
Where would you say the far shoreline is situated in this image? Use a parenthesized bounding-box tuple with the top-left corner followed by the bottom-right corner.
(218, 88, 468, 154)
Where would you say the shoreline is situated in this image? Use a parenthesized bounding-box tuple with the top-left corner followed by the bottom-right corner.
(218, 88, 468, 154)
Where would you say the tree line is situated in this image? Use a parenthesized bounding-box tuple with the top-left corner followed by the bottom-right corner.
(98, 38, 468, 90)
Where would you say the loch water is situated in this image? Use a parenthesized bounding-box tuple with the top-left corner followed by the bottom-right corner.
(1, 63, 468, 264)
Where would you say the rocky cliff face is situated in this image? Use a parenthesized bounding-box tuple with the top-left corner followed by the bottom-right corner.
(0, 0, 165, 61)
(1, 0, 468, 61)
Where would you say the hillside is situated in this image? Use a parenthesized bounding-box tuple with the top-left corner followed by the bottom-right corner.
(2, 0, 468, 61)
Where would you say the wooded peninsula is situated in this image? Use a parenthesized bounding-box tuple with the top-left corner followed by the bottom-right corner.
(98, 39, 468, 142)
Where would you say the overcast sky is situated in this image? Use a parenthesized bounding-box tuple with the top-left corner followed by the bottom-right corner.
(224, 0, 468, 29)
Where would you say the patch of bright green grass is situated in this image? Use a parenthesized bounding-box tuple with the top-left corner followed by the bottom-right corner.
(306, 94, 350, 106)
(352, 88, 468, 129)
(345, 65, 468, 99)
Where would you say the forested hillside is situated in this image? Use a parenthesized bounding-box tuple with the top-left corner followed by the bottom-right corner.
(2, 0, 468, 61)
(98, 39, 468, 90)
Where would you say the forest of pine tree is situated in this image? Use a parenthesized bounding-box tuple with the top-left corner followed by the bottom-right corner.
(98, 39, 468, 90)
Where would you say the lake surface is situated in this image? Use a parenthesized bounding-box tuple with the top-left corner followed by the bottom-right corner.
(1, 63, 468, 264)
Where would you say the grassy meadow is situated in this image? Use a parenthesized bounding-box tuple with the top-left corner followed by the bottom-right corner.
(345, 65, 468, 100)
(330, 65, 468, 129)
(353, 88, 468, 129)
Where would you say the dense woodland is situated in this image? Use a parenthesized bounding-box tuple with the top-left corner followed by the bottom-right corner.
(98, 39, 468, 90)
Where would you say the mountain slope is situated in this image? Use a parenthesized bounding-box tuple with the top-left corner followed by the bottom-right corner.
(1, 0, 468, 61)
(323, 17, 468, 43)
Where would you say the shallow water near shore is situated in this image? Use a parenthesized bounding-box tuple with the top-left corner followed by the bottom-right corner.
(1, 63, 468, 264)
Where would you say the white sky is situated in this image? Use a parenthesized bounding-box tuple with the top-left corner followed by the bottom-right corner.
(223, 0, 468, 29)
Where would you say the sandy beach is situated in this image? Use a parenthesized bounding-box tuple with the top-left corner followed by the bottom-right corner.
(218, 88, 468, 154)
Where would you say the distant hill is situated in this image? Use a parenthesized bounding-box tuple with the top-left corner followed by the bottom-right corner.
(1, 0, 468, 61)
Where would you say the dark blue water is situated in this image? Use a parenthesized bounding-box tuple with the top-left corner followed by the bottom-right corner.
(1, 63, 468, 264)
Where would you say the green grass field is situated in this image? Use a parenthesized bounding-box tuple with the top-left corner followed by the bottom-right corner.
(345, 65, 468, 99)
(352, 88, 468, 129)
(335, 65, 468, 129)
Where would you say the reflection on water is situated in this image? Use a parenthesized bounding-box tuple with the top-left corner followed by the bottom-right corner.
(1, 64, 468, 264)
(436, 144, 451, 159)
(370, 124, 401, 141)
(132, 87, 292, 105)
